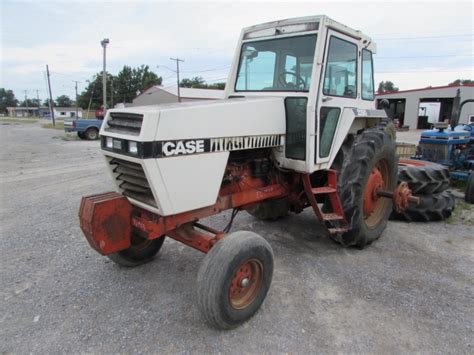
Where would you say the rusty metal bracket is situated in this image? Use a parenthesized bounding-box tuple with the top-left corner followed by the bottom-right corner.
(377, 182, 420, 213)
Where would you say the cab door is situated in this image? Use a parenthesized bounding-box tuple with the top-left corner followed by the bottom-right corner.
(316, 30, 359, 165)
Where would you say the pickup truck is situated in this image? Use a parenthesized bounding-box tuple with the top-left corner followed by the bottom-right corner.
(64, 118, 104, 140)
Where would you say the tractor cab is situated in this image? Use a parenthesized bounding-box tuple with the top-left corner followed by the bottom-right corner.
(224, 16, 384, 173)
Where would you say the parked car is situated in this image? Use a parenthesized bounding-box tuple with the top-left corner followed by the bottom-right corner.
(64, 118, 104, 140)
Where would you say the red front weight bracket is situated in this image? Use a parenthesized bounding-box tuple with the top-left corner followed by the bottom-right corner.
(79, 192, 133, 255)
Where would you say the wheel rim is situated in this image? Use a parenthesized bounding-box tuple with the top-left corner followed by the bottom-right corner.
(364, 159, 391, 229)
(229, 259, 263, 310)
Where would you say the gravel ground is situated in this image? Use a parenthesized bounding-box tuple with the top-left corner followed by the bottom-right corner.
(1, 121, 473, 353)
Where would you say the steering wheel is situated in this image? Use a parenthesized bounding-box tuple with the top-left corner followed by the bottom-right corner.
(278, 71, 306, 89)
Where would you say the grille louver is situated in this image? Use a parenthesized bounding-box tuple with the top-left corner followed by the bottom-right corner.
(109, 158, 157, 207)
(105, 112, 143, 136)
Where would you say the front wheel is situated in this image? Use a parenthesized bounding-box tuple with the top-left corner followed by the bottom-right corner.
(196, 231, 273, 329)
(108, 234, 165, 267)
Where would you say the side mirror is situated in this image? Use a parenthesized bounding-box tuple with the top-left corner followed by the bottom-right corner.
(379, 99, 390, 109)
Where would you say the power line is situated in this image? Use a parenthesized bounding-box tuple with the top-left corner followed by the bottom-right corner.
(181, 65, 231, 73)
(375, 34, 472, 41)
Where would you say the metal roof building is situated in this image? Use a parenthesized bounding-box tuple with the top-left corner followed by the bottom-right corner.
(133, 86, 224, 106)
(376, 84, 474, 130)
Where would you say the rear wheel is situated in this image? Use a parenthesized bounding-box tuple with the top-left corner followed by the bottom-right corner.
(108, 234, 165, 267)
(398, 159, 450, 194)
(85, 127, 99, 140)
(336, 124, 397, 247)
(196, 231, 273, 329)
(391, 191, 455, 221)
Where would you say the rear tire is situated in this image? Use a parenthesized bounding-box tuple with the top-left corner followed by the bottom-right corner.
(108, 234, 165, 267)
(398, 159, 450, 194)
(85, 127, 99, 140)
(464, 173, 474, 204)
(196, 231, 273, 329)
(391, 191, 455, 222)
(77, 132, 86, 139)
(246, 198, 289, 221)
(336, 124, 397, 248)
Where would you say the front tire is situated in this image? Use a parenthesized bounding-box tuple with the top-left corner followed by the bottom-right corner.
(108, 234, 165, 267)
(196, 231, 273, 329)
(336, 125, 397, 247)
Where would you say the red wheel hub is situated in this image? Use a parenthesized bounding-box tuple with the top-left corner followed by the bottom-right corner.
(229, 259, 263, 309)
(364, 167, 385, 216)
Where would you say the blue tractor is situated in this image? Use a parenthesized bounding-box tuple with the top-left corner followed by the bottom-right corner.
(416, 90, 474, 203)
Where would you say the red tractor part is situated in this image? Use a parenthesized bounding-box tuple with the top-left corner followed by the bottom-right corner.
(79, 179, 288, 255)
(79, 192, 133, 255)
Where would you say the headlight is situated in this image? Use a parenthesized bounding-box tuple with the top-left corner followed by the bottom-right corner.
(128, 141, 138, 154)
(106, 137, 113, 148)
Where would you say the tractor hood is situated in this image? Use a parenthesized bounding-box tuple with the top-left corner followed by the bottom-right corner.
(99, 97, 287, 215)
(100, 97, 286, 143)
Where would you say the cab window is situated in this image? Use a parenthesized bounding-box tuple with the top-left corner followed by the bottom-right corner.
(323, 36, 357, 98)
(362, 49, 375, 100)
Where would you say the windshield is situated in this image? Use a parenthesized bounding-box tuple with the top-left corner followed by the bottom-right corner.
(235, 34, 317, 92)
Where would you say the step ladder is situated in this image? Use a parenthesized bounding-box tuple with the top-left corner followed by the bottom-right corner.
(302, 170, 349, 235)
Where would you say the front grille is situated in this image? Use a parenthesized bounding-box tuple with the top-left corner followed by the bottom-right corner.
(105, 112, 143, 136)
(109, 158, 157, 207)
(419, 143, 448, 162)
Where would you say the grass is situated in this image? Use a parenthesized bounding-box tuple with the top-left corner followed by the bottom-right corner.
(0, 117, 38, 124)
(42, 121, 64, 130)
(447, 198, 474, 225)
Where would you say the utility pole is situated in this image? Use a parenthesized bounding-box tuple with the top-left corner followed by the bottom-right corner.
(110, 76, 114, 108)
(24, 90, 28, 117)
(101, 38, 110, 113)
(36, 90, 41, 117)
(170, 57, 184, 102)
(73, 80, 80, 118)
(46, 65, 55, 126)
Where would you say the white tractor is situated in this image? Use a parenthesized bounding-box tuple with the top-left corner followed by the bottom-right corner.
(79, 15, 417, 329)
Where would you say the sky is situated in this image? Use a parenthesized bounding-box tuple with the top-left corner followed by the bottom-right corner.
(0, 0, 473, 103)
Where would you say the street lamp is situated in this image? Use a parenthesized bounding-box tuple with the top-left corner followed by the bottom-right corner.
(101, 38, 109, 113)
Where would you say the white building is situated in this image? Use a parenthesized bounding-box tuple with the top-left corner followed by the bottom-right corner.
(133, 86, 224, 106)
(7, 106, 83, 119)
(376, 84, 474, 129)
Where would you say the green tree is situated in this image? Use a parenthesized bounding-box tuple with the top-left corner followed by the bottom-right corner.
(77, 66, 162, 109)
(77, 73, 105, 110)
(180, 76, 206, 88)
(208, 82, 226, 90)
(179, 77, 226, 90)
(377, 81, 399, 94)
(0, 88, 19, 113)
(19, 98, 39, 107)
(449, 79, 474, 86)
(43, 99, 53, 107)
(55, 95, 73, 107)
